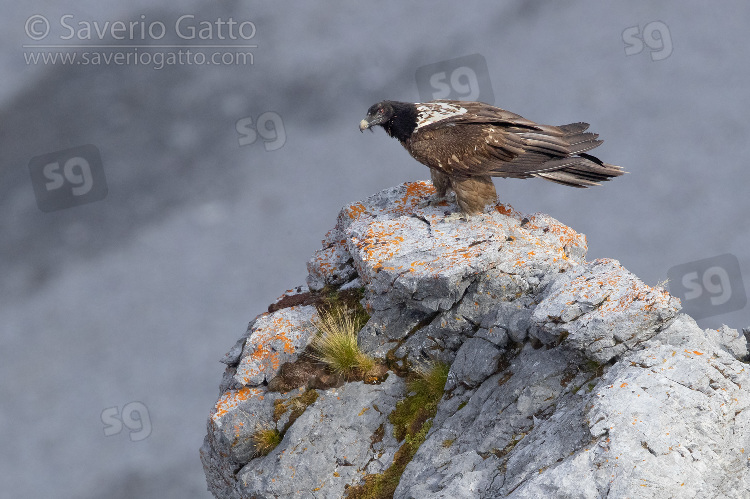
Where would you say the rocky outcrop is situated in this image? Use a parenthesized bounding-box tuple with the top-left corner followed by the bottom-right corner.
(201, 181, 750, 498)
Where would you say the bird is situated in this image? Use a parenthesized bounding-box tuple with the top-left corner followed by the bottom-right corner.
(359, 99, 624, 217)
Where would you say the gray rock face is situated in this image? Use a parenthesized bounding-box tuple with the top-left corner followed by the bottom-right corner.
(530, 258, 679, 363)
(238, 376, 405, 498)
(233, 305, 319, 387)
(202, 182, 750, 498)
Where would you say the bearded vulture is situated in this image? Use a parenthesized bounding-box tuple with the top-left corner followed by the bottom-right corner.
(359, 99, 624, 215)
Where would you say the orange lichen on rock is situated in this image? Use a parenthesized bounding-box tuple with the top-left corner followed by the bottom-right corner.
(495, 203, 522, 219)
(346, 202, 368, 220)
(388, 181, 436, 215)
(234, 306, 318, 386)
(527, 214, 586, 250)
(309, 181, 591, 293)
(597, 269, 674, 317)
(355, 220, 407, 270)
(549, 259, 674, 319)
(531, 258, 681, 363)
(213, 387, 264, 422)
(307, 245, 347, 286)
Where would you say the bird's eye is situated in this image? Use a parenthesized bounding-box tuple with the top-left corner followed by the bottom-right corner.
(378, 108, 383, 114)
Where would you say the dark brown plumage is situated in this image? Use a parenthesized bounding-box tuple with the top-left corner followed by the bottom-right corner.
(359, 99, 624, 215)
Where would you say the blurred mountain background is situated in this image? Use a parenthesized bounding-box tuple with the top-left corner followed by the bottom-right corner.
(1, 1, 748, 497)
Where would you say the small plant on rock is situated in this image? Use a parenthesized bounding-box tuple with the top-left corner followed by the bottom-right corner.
(251, 422, 282, 457)
(273, 389, 320, 433)
(411, 362, 451, 400)
(346, 361, 450, 498)
(390, 361, 450, 441)
(311, 308, 375, 379)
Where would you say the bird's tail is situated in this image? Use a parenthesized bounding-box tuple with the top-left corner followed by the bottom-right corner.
(532, 122, 625, 187)
(533, 154, 625, 187)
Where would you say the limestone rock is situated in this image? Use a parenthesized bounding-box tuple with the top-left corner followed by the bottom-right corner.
(237, 376, 404, 498)
(233, 305, 318, 387)
(530, 258, 680, 363)
(202, 182, 749, 499)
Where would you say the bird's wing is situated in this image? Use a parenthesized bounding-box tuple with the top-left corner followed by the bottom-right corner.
(416, 100, 539, 130)
(406, 124, 528, 178)
(408, 105, 605, 179)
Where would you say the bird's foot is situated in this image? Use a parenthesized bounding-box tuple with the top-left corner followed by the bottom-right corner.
(442, 212, 468, 223)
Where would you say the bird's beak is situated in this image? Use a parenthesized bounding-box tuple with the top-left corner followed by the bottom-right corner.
(359, 119, 371, 132)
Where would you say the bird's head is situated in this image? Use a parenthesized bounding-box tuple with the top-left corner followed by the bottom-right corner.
(359, 101, 397, 133)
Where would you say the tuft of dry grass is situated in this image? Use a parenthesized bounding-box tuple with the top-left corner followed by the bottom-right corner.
(310, 308, 375, 379)
(409, 361, 450, 400)
(251, 423, 282, 457)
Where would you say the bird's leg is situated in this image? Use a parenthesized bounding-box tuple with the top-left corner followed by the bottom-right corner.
(419, 169, 454, 208)
(442, 176, 497, 222)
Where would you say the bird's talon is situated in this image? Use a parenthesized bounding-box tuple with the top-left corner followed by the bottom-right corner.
(443, 212, 467, 223)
